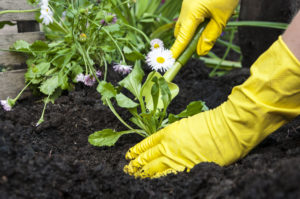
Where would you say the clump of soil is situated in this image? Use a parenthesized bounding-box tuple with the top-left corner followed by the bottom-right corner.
(1, 60, 300, 199)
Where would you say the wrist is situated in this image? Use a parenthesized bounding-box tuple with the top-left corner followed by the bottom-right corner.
(282, 11, 300, 61)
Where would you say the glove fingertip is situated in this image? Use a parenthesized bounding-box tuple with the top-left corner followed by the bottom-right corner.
(197, 37, 213, 55)
(125, 149, 137, 160)
(170, 43, 181, 59)
(197, 20, 222, 55)
(152, 168, 177, 179)
(174, 22, 180, 38)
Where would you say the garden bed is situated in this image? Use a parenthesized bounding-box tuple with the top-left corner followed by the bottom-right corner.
(1, 59, 300, 199)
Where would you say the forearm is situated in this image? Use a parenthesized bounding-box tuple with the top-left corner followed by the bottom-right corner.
(282, 11, 300, 60)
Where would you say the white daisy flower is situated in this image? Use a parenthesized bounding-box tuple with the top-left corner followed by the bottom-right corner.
(1, 98, 13, 111)
(146, 48, 175, 72)
(150, 39, 164, 50)
(40, 4, 53, 25)
(113, 63, 132, 75)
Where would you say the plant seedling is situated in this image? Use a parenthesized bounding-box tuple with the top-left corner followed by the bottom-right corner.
(142, 19, 209, 111)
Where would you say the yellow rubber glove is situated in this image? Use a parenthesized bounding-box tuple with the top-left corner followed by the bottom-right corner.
(170, 0, 239, 58)
(124, 36, 300, 178)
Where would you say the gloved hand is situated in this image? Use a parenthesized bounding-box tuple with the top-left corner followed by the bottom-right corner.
(170, 0, 239, 58)
(124, 36, 300, 178)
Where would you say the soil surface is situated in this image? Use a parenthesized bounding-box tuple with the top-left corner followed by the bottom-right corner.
(1, 60, 300, 199)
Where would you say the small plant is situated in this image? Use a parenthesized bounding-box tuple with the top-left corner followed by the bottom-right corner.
(89, 38, 208, 147)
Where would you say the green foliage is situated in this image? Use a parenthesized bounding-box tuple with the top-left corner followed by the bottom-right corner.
(97, 81, 117, 102)
(119, 63, 144, 97)
(10, 0, 149, 125)
(168, 101, 208, 123)
(111, 0, 183, 48)
(89, 64, 208, 147)
(0, 21, 15, 29)
(27, 0, 39, 6)
(89, 129, 136, 147)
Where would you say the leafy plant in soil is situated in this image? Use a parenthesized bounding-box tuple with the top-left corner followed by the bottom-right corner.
(89, 26, 209, 147)
(1, 0, 151, 125)
(1, 0, 208, 146)
(0, 0, 289, 147)
(90, 62, 208, 146)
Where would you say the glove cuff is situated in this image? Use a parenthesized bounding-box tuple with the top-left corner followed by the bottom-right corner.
(206, 36, 300, 165)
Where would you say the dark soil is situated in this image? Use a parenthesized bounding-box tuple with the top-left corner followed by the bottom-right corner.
(1, 60, 300, 199)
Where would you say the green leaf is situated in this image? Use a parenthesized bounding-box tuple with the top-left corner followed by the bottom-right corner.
(158, 77, 172, 110)
(39, 75, 60, 95)
(124, 51, 144, 62)
(101, 45, 116, 52)
(35, 62, 51, 76)
(30, 40, 49, 52)
(97, 81, 117, 102)
(88, 129, 135, 147)
(58, 71, 69, 90)
(142, 71, 179, 111)
(123, 46, 132, 54)
(168, 100, 209, 124)
(130, 117, 145, 130)
(42, 18, 68, 33)
(27, 0, 39, 6)
(116, 93, 139, 109)
(135, 0, 149, 19)
(151, 76, 160, 112)
(106, 24, 120, 32)
(48, 88, 62, 104)
(0, 21, 15, 29)
(52, 48, 75, 68)
(71, 62, 83, 82)
(119, 63, 144, 97)
(12, 40, 31, 52)
(178, 101, 209, 117)
(48, 40, 64, 48)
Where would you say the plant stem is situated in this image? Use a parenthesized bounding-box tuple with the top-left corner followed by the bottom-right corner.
(103, 55, 108, 81)
(12, 81, 32, 104)
(86, 18, 127, 63)
(227, 21, 288, 30)
(52, 17, 69, 34)
(123, 23, 151, 43)
(36, 95, 50, 126)
(209, 27, 236, 77)
(48, 4, 69, 32)
(102, 27, 126, 63)
(76, 42, 89, 74)
(163, 62, 182, 82)
(0, 9, 39, 15)
(164, 19, 209, 82)
(199, 57, 241, 69)
(106, 99, 135, 130)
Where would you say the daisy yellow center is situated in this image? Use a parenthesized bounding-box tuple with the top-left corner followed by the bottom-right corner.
(156, 57, 165, 64)
(154, 44, 160, 48)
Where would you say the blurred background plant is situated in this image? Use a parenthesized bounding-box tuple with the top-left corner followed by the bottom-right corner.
(1, 0, 150, 125)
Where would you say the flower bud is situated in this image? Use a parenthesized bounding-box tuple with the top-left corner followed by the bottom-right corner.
(79, 33, 87, 43)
